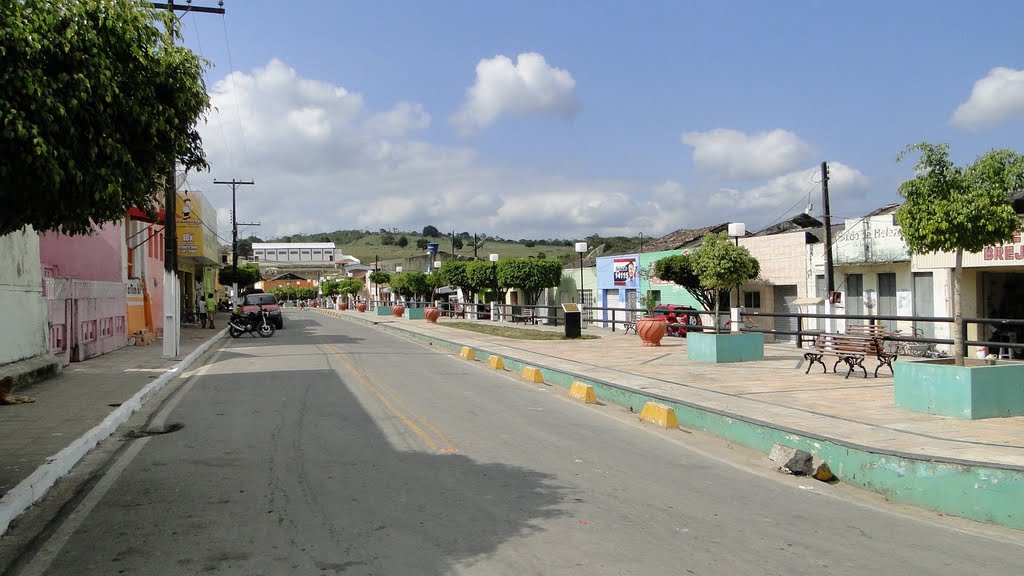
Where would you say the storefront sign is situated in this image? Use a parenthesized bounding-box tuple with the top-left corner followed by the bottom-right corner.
(834, 217, 909, 264)
(176, 192, 220, 264)
(983, 232, 1024, 261)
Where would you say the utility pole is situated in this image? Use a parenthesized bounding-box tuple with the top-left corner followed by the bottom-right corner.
(821, 162, 835, 296)
(148, 0, 225, 359)
(214, 179, 255, 306)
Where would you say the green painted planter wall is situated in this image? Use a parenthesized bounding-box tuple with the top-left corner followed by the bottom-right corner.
(687, 332, 764, 363)
(404, 307, 425, 320)
(375, 306, 393, 316)
(894, 359, 1024, 419)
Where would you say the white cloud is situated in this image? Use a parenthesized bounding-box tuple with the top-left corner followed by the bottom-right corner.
(187, 59, 871, 244)
(681, 128, 815, 180)
(951, 67, 1024, 131)
(451, 52, 579, 134)
(703, 162, 869, 226)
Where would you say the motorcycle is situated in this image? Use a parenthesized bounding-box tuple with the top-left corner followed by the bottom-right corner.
(229, 304, 276, 339)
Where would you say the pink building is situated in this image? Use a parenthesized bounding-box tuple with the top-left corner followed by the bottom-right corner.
(40, 223, 128, 364)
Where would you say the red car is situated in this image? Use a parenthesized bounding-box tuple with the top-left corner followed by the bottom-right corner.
(241, 292, 283, 329)
(654, 304, 702, 337)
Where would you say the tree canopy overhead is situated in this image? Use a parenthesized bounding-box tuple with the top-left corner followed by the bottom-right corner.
(1, 0, 211, 236)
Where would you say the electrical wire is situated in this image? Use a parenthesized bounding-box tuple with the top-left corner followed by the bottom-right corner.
(189, 11, 236, 172)
(220, 14, 253, 179)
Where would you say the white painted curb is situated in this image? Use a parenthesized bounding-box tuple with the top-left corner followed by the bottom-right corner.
(0, 329, 227, 536)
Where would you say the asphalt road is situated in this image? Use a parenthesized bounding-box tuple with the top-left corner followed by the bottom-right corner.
(4, 311, 1023, 575)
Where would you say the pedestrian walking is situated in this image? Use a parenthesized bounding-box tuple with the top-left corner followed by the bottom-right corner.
(199, 295, 208, 328)
(206, 292, 217, 329)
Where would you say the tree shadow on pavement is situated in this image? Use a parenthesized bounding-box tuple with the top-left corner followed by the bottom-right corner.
(40, 368, 570, 575)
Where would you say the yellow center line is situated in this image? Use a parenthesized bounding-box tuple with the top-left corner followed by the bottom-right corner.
(321, 342, 457, 453)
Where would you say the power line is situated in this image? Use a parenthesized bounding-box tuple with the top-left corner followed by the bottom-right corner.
(220, 14, 253, 178)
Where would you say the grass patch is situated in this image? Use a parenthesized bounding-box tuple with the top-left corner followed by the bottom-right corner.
(444, 322, 600, 340)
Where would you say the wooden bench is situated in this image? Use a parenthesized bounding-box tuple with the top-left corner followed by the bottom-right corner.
(804, 332, 897, 378)
(623, 314, 637, 335)
(514, 308, 537, 325)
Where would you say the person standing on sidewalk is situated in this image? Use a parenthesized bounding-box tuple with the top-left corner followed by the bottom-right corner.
(198, 295, 208, 328)
(206, 293, 217, 329)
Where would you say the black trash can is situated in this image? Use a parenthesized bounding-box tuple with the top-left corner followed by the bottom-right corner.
(563, 303, 581, 339)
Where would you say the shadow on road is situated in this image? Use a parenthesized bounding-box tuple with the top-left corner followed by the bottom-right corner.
(39, 362, 569, 575)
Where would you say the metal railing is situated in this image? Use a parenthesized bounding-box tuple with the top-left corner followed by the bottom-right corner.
(349, 299, 1024, 357)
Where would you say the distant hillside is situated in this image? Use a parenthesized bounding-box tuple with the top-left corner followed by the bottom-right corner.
(265, 229, 585, 264)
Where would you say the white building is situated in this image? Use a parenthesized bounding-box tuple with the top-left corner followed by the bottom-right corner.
(251, 243, 359, 266)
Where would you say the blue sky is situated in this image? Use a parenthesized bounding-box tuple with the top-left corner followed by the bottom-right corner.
(180, 1, 1024, 240)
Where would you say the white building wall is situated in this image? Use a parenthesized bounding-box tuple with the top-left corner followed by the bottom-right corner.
(0, 228, 49, 366)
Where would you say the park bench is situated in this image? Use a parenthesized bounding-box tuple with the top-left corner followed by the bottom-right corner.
(514, 308, 537, 325)
(804, 331, 897, 379)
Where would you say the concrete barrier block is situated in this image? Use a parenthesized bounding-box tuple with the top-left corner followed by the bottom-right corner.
(569, 381, 597, 404)
(521, 366, 544, 383)
(639, 402, 678, 429)
(487, 356, 504, 370)
(459, 347, 475, 361)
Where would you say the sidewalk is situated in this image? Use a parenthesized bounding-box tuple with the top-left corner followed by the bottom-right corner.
(319, 308, 1024, 531)
(0, 327, 222, 497)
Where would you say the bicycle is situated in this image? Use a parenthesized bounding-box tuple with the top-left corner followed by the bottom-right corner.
(889, 327, 940, 357)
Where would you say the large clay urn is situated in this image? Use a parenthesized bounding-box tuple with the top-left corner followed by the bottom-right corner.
(356, 302, 367, 313)
(637, 316, 667, 347)
(393, 304, 406, 317)
(424, 306, 441, 323)
(339, 301, 349, 311)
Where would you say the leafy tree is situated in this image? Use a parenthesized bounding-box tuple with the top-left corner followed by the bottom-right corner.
(537, 251, 547, 259)
(338, 279, 364, 300)
(381, 234, 396, 245)
(219, 263, 261, 289)
(452, 237, 464, 250)
(416, 238, 430, 250)
(500, 259, 562, 306)
(397, 235, 409, 248)
(426, 271, 445, 302)
(895, 143, 1024, 365)
(1, 0, 210, 236)
(523, 240, 536, 248)
(321, 280, 341, 297)
(467, 260, 508, 303)
(401, 272, 431, 301)
(438, 260, 478, 303)
(369, 270, 390, 302)
(655, 233, 759, 333)
(422, 225, 440, 238)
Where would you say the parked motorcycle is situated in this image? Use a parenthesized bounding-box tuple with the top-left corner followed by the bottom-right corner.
(229, 304, 276, 338)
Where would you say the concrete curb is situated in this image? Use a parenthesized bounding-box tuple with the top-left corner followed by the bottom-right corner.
(0, 329, 227, 536)
(322, 310, 1024, 531)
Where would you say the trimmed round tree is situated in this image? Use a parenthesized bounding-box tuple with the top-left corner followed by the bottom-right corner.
(691, 233, 760, 333)
(499, 258, 563, 306)
(895, 143, 1024, 366)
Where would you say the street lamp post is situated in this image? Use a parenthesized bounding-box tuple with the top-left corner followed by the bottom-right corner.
(574, 242, 588, 304)
(489, 253, 499, 321)
(432, 260, 442, 305)
(395, 266, 402, 305)
(727, 222, 745, 333)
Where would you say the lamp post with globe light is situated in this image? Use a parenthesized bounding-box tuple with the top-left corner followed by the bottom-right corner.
(727, 222, 746, 332)
(489, 254, 499, 321)
(574, 242, 588, 304)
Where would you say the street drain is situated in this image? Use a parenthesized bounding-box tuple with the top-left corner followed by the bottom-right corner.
(124, 422, 184, 439)
(108, 403, 122, 407)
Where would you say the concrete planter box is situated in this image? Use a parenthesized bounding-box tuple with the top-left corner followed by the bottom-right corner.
(686, 332, 764, 363)
(375, 305, 393, 316)
(404, 307, 425, 320)
(894, 358, 1024, 419)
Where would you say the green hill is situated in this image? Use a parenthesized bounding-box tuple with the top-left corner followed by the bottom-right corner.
(266, 230, 580, 264)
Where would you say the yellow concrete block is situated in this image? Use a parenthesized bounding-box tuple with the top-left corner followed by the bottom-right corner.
(521, 366, 544, 383)
(487, 356, 505, 370)
(639, 402, 679, 429)
(459, 347, 475, 361)
(569, 381, 597, 404)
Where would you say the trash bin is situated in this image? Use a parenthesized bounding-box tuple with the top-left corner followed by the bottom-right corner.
(563, 303, 581, 339)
